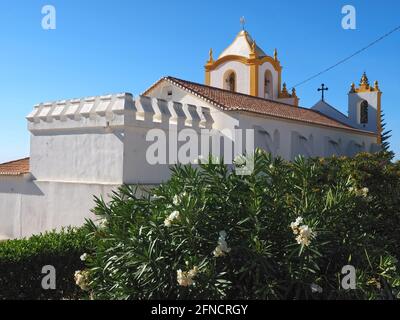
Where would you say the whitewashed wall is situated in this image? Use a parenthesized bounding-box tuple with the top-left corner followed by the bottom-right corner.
(0, 175, 118, 239)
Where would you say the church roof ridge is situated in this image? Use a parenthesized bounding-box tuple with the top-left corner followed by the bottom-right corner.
(143, 76, 376, 137)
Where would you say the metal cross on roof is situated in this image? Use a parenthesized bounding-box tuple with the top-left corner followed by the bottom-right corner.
(240, 16, 246, 31)
(318, 83, 329, 101)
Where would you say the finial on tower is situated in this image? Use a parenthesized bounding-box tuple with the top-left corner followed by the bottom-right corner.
(240, 16, 246, 31)
(282, 83, 288, 94)
(360, 72, 370, 86)
(374, 80, 379, 91)
(274, 48, 278, 61)
(208, 48, 214, 63)
(350, 82, 356, 93)
(251, 40, 256, 53)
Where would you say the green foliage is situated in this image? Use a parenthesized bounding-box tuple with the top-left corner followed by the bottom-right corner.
(380, 111, 392, 151)
(84, 150, 400, 300)
(0, 227, 91, 300)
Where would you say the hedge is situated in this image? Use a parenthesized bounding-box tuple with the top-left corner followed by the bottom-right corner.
(0, 227, 90, 300)
(82, 150, 400, 300)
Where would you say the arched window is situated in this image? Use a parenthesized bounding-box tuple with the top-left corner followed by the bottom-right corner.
(360, 100, 368, 124)
(224, 71, 236, 92)
(264, 70, 273, 99)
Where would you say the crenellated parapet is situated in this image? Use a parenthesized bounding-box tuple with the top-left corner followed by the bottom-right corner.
(27, 94, 214, 132)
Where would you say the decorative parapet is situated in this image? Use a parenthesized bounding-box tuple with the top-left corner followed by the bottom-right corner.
(27, 93, 214, 132)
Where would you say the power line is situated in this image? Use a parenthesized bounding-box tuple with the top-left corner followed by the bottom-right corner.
(291, 24, 400, 89)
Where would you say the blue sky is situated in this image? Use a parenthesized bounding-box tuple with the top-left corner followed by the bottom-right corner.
(0, 0, 399, 162)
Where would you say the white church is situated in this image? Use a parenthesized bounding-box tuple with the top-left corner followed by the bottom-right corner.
(0, 29, 382, 239)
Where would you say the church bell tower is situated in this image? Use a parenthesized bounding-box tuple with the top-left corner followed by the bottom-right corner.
(348, 72, 382, 142)
(205, 28, 299, 106)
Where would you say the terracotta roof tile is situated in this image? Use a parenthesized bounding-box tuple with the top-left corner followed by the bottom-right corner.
(0, 157, 30, 176)
(144, 77, 376, 136)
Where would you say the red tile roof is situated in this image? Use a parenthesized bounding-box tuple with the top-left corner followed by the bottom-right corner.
(0, 157, 30, 176)
(144, 77, 376, 136)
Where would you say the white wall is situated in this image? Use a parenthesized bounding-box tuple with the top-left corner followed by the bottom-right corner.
(0, 176, 118, 239)
(30, 131, 124, 184)
(237, 112, 378, 159)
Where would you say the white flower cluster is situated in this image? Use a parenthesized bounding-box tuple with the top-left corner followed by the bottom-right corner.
(290, 217, 316, 247)
(164, 210, 180, 227)
(349, 186, 369, 197)
(173, 192, 187, 206)
(74, 270, 90, 291)
(177, 266, 199, 287)
(80, 253, 88, 261)
(213, 231, 231, 257)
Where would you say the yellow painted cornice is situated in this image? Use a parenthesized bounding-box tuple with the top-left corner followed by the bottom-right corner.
(205, 54, 281, 72)
(349, 73, 381, 93)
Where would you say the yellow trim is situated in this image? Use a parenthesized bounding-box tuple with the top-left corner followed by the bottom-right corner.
(377, 91, 382, 144)
(353, 86, 379, 93)
(204, 54, 283, 98)
(205, 55, 253, 70)
(256, 56, 282, 72)
(205, 55, 281, 72)
(205, 70, 211, 86)
(249, 61, 258, 96)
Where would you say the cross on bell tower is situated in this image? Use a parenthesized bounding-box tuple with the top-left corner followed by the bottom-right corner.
(240, 16, 246, 31)
(318, 83, 329, 101)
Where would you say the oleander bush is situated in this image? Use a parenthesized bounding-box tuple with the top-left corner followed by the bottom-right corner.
(0, 227, 91, 300)
(82, 150, 400, 300)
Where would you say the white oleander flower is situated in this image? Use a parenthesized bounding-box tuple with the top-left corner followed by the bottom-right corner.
(177, 266, 198, 287)
(188, 266, 199, 278)
(290, 217, 303, 234)
(173, 195, 180, 205)
(80, 253, 88, 261)
(362, 187, 369, 197)
(295, 225, 315, 247)
(310, 283, 323, 293)
(74, 270, 90, 291)
(164, 210, 180, 227)
(164, 218, 172, 227)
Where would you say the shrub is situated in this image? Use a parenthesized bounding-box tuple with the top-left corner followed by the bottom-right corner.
(0, 227, 91, 300)
(84, 150, 400, 300)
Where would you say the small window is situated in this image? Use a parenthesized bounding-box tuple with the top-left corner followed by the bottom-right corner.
(264, 70, 273, 99)
(167, 90, 172, 96)
(223, 71, 236, 92)
(360, 100, 368, 124)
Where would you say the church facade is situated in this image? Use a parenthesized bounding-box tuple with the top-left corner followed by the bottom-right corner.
(0, 30, 382, 239)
